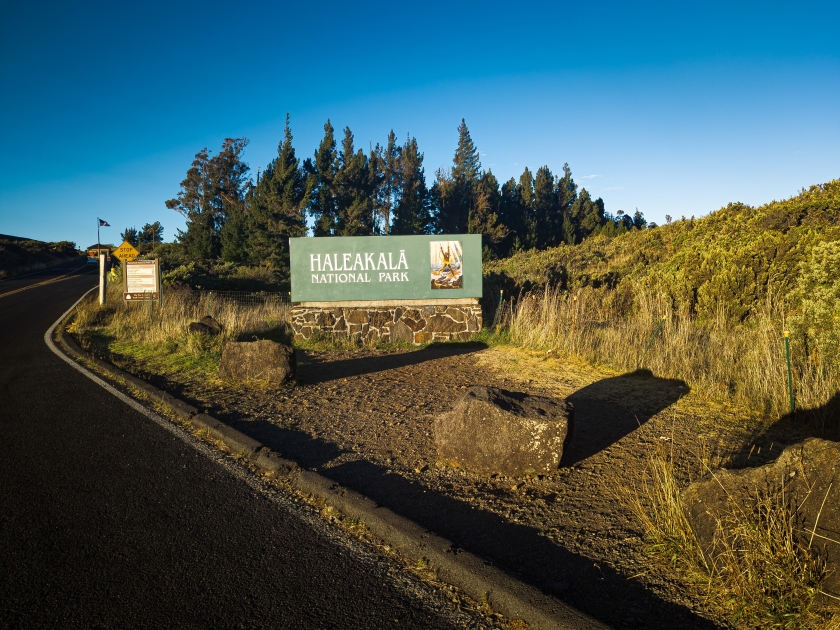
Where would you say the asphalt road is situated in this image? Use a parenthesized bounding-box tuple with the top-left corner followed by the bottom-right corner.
(0, 264, 464, 629)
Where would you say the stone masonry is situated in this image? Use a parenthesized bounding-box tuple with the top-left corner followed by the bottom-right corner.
(290, 299, 482, 345)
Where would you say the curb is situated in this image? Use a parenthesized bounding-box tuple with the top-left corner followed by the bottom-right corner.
(49, 297, 607, 630)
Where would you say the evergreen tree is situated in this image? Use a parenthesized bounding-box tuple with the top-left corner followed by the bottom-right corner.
(335, 126, 375, 236)
(373, 130, 400, 234)
(632, 209, 647, 229)
(533, 165, 558, 248)
(120, 227, 138, 246)
(497, 177, 522, 256)
(220, 202, 251, 263)
(433, 119, 480, 234)
(249, 113, 307, 267)
(138, 222, 163, 246)
(555, 163, 578, 243)
(391, 136, 432, 235)
(305, 120, 339, 236)
(167, 147, 214, 259)
(516, 167, 536, 248)
(469, 171, 508, 253)
(578, 194, 607, 238)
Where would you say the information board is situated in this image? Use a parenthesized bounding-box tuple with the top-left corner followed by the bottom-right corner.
(124, 259, 160, 301)
(289, 234, 482, 302)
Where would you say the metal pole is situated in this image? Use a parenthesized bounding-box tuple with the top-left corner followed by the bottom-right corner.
(637, 315, 667, 370)
(99, 254, 106, 305)
(784, 330, 795, 414)
(493, 289, 504, 328)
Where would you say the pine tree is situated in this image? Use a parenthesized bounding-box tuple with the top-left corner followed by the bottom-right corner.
(578, 195, 607, 238)
(305, 120, 339, 236)
(516, 167, 536, 249)
(138, 222, 163, 246)
(533, 166, 558, 248)
(433, 119, 481, 234)
(468, 171, 508, 254)
(497, 177, 522, 256)
(391, 136, 432, 235)
(373, 130, 400, 234)
(120, 227, 138, 246)
(335, 127, 375, 236)
(249, 113, 307, 267)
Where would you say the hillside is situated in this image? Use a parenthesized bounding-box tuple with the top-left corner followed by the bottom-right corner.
(485, 180, 840, 322)
(485, 180, 840, 418)
(0, 236, 83, 279)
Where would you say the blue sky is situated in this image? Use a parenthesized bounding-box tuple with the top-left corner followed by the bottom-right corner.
(1, 0, 838, 248)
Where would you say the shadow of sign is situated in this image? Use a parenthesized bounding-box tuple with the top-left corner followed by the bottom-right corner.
(297, 343, 487, 385)
(562, 369, 689, 467)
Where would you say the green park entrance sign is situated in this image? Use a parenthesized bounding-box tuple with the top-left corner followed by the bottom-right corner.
(289, 234, 482, 302)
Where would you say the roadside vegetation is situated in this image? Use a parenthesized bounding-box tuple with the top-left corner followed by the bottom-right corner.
(70, 279, 290, 379)
(487, 180, 840, 422)
(0, 235, 82, 279)
(70, 180, 840, 629)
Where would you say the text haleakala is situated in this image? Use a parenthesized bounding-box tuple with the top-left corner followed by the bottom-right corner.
(310, 250, 410, 284)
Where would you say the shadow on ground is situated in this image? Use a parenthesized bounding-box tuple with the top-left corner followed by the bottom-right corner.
(217, 416, 717, 629)
(729, 391, 840, 468)
(562, 369, 689, 466)
(297, 342, 487, 385)
(192, 368, 717, 630)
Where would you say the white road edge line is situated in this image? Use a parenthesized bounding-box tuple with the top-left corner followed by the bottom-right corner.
(43, 287, 204, 440)
(42, 286, 261, 473)
(41, 286, 490, 628)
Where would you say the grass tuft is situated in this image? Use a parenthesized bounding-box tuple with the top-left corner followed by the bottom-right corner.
(621, 437, 840, 628)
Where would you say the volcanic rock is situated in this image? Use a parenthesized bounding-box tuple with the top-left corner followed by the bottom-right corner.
(434, 386, 573, 476)
(219, 340, 296, 384)
(188, 315, 223, 336)
(682, 438, 840, 599)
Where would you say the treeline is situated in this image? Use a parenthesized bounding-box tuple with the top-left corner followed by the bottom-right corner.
(119, 222, 164, 252)
(0, 237, 81, 279)
(165, 115, 647, 272)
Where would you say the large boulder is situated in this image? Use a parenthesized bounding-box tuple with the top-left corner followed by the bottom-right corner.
(682, 438, 840, 599)
(219, 340, 296, 384)
(434, 386, 573, 476)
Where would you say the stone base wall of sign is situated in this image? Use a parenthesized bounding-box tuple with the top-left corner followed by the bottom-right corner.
(290, 299, 483, 345)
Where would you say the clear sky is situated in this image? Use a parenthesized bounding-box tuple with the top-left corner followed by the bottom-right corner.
(1, 0, 838, 248)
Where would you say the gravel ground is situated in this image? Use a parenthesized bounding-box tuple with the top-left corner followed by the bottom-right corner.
(121, 342, 788, 629)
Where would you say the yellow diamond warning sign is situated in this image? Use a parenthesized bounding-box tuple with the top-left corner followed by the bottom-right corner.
(113, 240, 140, 262)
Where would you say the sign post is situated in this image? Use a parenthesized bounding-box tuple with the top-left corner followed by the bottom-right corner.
(124, 259, 160, 304)
(99, 254, 107, 305)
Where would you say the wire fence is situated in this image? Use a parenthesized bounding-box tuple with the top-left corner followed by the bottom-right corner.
(193, 290, 291, 309)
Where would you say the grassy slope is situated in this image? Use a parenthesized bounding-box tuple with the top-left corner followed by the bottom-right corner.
(0, 237, 84, 279)
(485, 180, 840, 321)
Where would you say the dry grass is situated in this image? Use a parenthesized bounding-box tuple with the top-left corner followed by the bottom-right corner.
(504, 284, 837, 420)
(71, 282, 290, 376)
(620, 436, 840, 629)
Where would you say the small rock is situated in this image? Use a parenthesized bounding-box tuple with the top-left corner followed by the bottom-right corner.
(188, 315, 223, 336)
(219, 340, 296, 384)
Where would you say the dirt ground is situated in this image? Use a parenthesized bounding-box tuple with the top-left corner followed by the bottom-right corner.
(126, 342, 808, 630)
